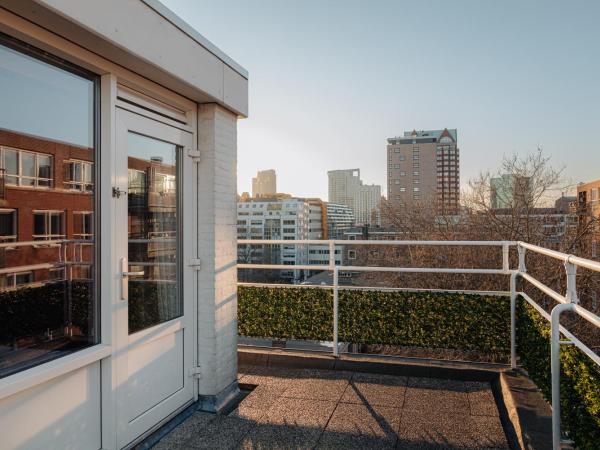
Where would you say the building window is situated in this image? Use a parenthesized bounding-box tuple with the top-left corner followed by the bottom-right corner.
(49, 267, 65, 281)
(73, 212, 93, 240)
(394, 180, 401, 185)
(0, 209, 17, 242)
(64, 160, 93, 191)
(1, 147, 53, 188)
(400, 187, 406, 192)
(348, 250, 356, 259)
(400, 171, 406, 176)
(0, 271, 33, 291)
(399, 155, 405, 161)
(33, 210, 64, 240)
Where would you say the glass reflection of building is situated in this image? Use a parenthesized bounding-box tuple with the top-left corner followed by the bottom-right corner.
(0, 129, 94, 290)
(0, 37, 97, 379)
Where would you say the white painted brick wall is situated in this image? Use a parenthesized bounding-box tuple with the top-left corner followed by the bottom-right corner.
(197, 104, 238, 396)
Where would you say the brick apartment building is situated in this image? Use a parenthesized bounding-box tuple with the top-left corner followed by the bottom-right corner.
(387, 128, 459, 213)
(577, 179, 600, 257)
(0, 129, 94, 290)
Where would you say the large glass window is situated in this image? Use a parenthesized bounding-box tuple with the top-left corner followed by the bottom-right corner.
(0, 36, 98, 379)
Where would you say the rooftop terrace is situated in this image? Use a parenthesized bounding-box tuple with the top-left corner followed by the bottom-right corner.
(152, 363, 509, 450)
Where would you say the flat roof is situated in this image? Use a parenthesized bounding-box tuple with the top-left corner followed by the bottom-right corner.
(142, 0, 248, 79)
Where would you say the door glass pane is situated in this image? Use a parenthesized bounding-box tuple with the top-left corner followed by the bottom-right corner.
(127, 132, 180, 334)
(0, 39, 97, 379)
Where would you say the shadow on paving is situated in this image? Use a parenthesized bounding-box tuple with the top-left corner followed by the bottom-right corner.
(152, 365, 509, 450)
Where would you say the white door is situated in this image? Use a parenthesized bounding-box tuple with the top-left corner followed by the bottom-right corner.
(114, 108, 194, 449)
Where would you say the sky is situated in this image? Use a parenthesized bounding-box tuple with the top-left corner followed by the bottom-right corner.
(161, 0, 600, 201)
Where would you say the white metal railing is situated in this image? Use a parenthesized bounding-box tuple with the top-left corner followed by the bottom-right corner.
(237, 238, 600, 449)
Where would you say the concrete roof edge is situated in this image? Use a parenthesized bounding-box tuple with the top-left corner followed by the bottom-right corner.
(141, 0, 248, 80)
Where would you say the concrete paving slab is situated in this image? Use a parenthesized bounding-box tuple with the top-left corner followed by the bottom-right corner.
(317, 402, 401, 450)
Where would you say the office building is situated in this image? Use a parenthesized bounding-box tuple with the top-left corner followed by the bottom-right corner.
(387, 128, 459, 212)
(328, 169, 381, 226)
(252, 169, 277, 197)
(490, 174, 532, 209)
(237, 197, 342, 280)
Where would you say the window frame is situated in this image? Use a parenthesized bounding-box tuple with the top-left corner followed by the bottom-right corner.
(0, 208, 17, 242)
(0, 32, 101, 380)
(0, 146, 54, 188)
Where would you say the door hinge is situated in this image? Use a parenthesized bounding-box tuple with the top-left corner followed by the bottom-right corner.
(188, 258, 201, 270)
(187, 148, 201, 162)
(188, 366, 202, 379)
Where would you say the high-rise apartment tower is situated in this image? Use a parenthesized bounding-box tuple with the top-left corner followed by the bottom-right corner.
(387, 129, 459, 212)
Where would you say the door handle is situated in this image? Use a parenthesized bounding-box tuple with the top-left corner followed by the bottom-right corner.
(122, 270, 144, 278)
(120, 257, 144, 301)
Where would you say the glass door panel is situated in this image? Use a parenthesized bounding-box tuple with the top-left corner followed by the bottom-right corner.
(127, 132, 180, 334)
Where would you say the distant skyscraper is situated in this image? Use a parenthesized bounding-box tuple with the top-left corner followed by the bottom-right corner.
(252, 169, 276, 197)
(490, 174, 531, 209)
(387, 129, 459, 212)
(328, 169, 381, 226)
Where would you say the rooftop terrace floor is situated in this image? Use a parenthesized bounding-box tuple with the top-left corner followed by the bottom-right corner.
(153, 364, 510, 449)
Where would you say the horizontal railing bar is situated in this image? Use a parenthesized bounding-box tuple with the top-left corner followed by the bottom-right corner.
(0, 263, 61, 275)
(238, 264, 327, 271)
(520, 292, 600, 366)
(520, 272, 566, 305)
(518, 241, 600, 273)
(339, 266, 506, 274)
(238, 263, 506, 274)
(0, 239, 92, 249)
(239, 239, 515, 246)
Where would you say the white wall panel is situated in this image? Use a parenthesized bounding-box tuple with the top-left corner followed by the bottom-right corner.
(0, 362, 101, 450)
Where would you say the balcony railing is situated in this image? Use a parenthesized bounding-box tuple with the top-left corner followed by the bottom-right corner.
(237, 238, 600, 450)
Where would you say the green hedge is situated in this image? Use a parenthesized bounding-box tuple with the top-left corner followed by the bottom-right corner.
(517, 299, 600, 449)
(238, 286, 510, 362)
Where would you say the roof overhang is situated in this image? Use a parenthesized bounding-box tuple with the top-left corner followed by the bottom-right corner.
(1, 0, 248, 117)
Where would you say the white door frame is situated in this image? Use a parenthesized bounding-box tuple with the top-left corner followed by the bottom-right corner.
(112, 107, 196, 449)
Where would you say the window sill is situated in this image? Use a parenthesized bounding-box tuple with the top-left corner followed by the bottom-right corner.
(0, 343, 111, 401)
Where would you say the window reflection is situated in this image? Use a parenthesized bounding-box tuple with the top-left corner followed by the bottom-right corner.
(127, 132, 180, 334)
(0, 38, 97, 379)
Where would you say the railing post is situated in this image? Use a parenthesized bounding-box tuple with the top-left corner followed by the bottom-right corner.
(328, 240, 335, 269)
(517, 244, 527, 273)
(564, 257, 579, 304)
(510, 272, 517, 369)
(502, 242, 510, 273)
(550, 303, 575, 450)
(332, 265, 339, 358)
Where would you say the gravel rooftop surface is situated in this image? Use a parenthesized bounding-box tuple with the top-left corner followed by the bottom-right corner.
(152, 365, 509, 449)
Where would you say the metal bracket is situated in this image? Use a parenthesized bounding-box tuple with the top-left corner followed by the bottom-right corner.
(188, 366, 202, 379)
(188, 258, 201, 270)
(187, 148, 201, 162)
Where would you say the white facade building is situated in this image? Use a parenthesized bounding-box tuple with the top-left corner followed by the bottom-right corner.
(237, 198, 342, 280)
(326, 203, 355, 239)
(0, 2, 247, 449)
(328, 169, 381, 226)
